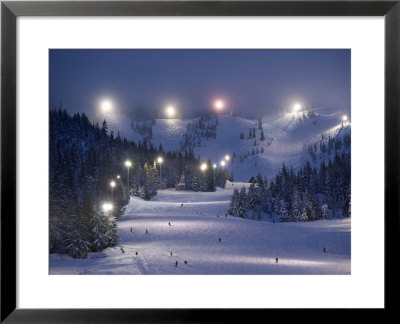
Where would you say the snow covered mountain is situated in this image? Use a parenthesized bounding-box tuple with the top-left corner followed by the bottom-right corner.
(107, 108, 350, 182)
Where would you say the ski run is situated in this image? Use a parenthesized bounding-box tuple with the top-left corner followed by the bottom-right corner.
(50, 183, 350, 275)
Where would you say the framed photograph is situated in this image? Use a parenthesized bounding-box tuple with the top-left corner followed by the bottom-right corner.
(1, 0, 399, 322)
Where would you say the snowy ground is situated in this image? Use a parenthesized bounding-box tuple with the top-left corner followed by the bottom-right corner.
(50, 185, 351, 275)
(107, 109, 348, 181)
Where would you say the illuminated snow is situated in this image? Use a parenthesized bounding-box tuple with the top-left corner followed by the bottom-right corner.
(50, 186, 350, 275)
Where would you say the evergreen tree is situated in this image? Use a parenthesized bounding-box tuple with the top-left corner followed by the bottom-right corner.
(228, 188, 240, 216)
(291, 185, 302, 221)
(176, 173, 186, 191)
(260, 129, 265, 141)
(237, 187, 248, 218)
(279, 200, 290, 222)
(247, 183, 257, 211)
(321, 204, 329, 219)
(91, 212, 119, 251)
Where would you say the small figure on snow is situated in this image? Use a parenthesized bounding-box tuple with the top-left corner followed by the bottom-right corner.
(181, 204, 184, 207)
(130, 227, 132, 232)
(323, 248, 327, 253)
(225, 213, 227, 217)
(272, 219, 275, 224)
(136, 251, 138, 256)
(145, 229, 148, 234)
(168, 222, 171, 226)
(218, 238, 221, 243)
(275, 257, 278, 263)
(175, 261, 178, 267)
(120, 247, 125, 253)
(170, 251, 173, 256)
(184, 260, 188, 265)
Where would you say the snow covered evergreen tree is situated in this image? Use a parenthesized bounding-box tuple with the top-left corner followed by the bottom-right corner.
(279, 200, 290, 222)
(237, 187, 248, 218)
(247, 183, 257, 211)
(321, 204, 329, 219)
(175, 173, 186, 191)
(228, 188, 240, 216)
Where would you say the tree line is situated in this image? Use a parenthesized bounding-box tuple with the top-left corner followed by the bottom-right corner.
(228, 152, 351, 222)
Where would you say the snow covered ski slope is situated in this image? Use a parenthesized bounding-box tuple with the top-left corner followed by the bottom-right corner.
(107, 109, 349, 181)
(50, 185, 351, 275)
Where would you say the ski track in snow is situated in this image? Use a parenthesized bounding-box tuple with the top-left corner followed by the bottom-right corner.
(50, 186, 351, 275)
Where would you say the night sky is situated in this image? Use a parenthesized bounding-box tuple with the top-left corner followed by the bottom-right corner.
(50, 49, 350, 120)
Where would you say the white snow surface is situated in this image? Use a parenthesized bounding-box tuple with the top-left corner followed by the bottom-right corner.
(107, 109, 349, 181)
(50, 185, 351, 275)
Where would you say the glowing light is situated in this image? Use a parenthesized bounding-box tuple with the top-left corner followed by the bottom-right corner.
(225, 155, 230, 161)
(213, 164, 217, 169)
(200, 163, 208, 171)
(166, 105, 176, 118)
(117, 175, 120, 179)
(102, 202, 113, 213)
(342, 115, 348, 121)
(110, 181, 116, 188)
(157, 157, 163, 164)
(214, 100, 225, 111)
(294, 103, 301, 111)
(125, 160, 132, 168)
(100, 99, 113, 113)
(220, 160, 226, 167)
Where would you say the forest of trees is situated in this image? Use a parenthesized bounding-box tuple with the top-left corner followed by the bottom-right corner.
(50, 109, 229, 258)
(179, 115, 218, 152)
(228, 153, 351, 222)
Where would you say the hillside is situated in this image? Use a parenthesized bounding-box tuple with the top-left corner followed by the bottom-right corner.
(107, 109, 350, 181)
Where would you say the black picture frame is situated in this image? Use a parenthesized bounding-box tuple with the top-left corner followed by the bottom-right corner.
(1, 0, 399, 322)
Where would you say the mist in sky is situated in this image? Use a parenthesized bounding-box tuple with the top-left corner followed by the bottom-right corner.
(50, 49, 350, 120)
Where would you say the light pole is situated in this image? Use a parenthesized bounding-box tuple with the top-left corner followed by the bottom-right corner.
(157, 157, 163, 182)
(212, 164, 217, 190)
(200, 162, 208, 190)
(125, 160, 132, 186)
(110, 180, 116, 199)
(220, 160, 228, 183)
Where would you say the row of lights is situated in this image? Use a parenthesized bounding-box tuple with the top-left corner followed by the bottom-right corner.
(103, 157, 164, 214)
(200, 155, 230, 172)
(102, 160, 133, 214)
(293, 103, 349, 124)
(200, 155, 230, 189)
(103, 99, 349, 125)
(101, 99, 226, 118)
(165, 99, 225, 118)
